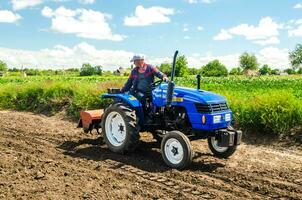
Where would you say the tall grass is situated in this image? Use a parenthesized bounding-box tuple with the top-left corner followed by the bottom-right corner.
(0, 75, 301, 136)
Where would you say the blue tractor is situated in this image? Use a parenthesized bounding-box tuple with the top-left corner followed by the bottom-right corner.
(79, 51, 242, 169)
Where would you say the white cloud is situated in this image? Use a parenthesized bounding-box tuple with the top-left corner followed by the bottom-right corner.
(213, 29, 233, 40)
(229, 17, 280, 40)
(0, 10, 21, 23)
(296, 19, 302, 24)
(187, 54, 239, 69)
(213, 17, 282, 45)
(11, 0, 43, 11)
(197, 26, 204, 31)
(186, 0, 215, 4)
(257, 47, 289, 68)
(124, 5, 174, 26)
(201, 0, 215, 4)
(153, 48, 289, 70)
(184, 35, 190, 39)
(183, 27, 189, 32)
(288, 18, 302, 37)
(41, 6, 125, 41)
(0, 43, 134, 70)
(11, 0, 95, 11)
(0, 44, 290, 70)
(78, 0, 95, 4)
(253, 36, 280, 46)
(288, 25, 302, 37)
(186, 0, 198, 3)
(294, 3, 302, 9)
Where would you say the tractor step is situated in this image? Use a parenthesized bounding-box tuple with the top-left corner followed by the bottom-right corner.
(78, 109, 103, 133)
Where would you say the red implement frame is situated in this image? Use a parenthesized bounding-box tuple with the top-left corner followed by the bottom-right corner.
(78, 109, 103, 133)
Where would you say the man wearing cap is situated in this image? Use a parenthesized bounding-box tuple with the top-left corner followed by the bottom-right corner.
(121, 54, 168, 94)
(120, 54, 168, 112)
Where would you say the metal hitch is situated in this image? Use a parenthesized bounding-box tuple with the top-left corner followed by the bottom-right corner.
(215, 128, 242, 147)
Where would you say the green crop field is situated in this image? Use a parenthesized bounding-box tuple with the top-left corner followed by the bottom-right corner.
(0, 75, 302, 136)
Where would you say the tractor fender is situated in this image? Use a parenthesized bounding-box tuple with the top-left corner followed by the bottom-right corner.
(101, 93, 142, 108)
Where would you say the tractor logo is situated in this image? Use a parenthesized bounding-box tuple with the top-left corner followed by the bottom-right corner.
(172, 97, 183, 102)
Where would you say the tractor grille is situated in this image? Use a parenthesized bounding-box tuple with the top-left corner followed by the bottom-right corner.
(195, 102, 229, 113)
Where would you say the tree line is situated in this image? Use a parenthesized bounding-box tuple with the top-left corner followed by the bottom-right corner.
(159, 44, 302, 77)
(1, 44, 302, 77)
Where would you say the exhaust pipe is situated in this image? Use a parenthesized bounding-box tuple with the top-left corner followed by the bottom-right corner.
(196, 74, 201, 90)
(166, 50, 178, 107)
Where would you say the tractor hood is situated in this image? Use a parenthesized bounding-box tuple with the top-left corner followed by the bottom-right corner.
(174, 87, 227, 104)
(158, 84, 227, 104)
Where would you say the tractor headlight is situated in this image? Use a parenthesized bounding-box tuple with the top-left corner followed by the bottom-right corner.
(202, 115, 206, 124)
(225, 113, 231, 121)
(213, 115, 222, 124)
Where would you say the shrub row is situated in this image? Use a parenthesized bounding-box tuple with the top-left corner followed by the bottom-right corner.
(0, 76, 301, 136)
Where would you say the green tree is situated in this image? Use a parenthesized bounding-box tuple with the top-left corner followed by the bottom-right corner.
(271, 69, 280, 75)
(200, 60, 228, 77)
(175, 55, 189, 77)
(94, 65, 103, 76)
(239, 52, 259, 71)
(259, 64, 271, 75)
(0, 60, 8, 71)
(8, 67, 20, 72)
(24, 68, 41, 76)
(284, 68, 296, 75)
(102, 70, 113, 76)
(80, 63, 95, 76)
(159, 55, 189, 77)
(159, 63, 171, 75)
(289, 44, 302, 70)
(188, 68, 200, 75)
(229, 67, 242, 75)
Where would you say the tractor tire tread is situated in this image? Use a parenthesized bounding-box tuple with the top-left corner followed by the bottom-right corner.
(102, 102, 140, 154)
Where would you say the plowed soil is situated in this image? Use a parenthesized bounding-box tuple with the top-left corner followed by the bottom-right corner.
(0, 111, 301, 200)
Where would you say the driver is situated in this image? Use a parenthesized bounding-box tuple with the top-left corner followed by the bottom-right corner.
(121, 54, 168, 96)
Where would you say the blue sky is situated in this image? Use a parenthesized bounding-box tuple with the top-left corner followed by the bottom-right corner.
(0, 0, 301, 70)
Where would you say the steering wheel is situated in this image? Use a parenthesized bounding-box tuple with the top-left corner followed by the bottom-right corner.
(150, 80, 163, 88)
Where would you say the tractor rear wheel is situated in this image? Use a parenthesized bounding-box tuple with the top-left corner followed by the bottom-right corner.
(207, 137, 237, 158)
(102, 103, 140, 154)
(161, 131, 193, 169)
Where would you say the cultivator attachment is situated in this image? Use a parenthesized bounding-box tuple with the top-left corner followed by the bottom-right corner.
(77, 110, 103, 134)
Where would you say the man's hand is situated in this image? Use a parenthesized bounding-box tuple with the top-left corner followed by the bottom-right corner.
(163, 76, 169, 82)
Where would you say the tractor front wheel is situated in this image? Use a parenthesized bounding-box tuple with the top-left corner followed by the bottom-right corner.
(102, 103, 140, 154)
(161, 131, 193, 169)
(207, 137, 237, 158)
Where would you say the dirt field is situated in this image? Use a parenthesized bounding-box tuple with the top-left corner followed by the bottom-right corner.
(0, 111, 301, 200)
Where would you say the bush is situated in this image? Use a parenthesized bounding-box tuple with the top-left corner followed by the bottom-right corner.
(201, 60, 228, 77)
(0, 60, 8, 72)
(231, 91, 302, 135)
(79, 63, 103, 76)
(284, 68, 296, 75)
(229, 67, 242, 75)
(259, 64, 271, 75)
